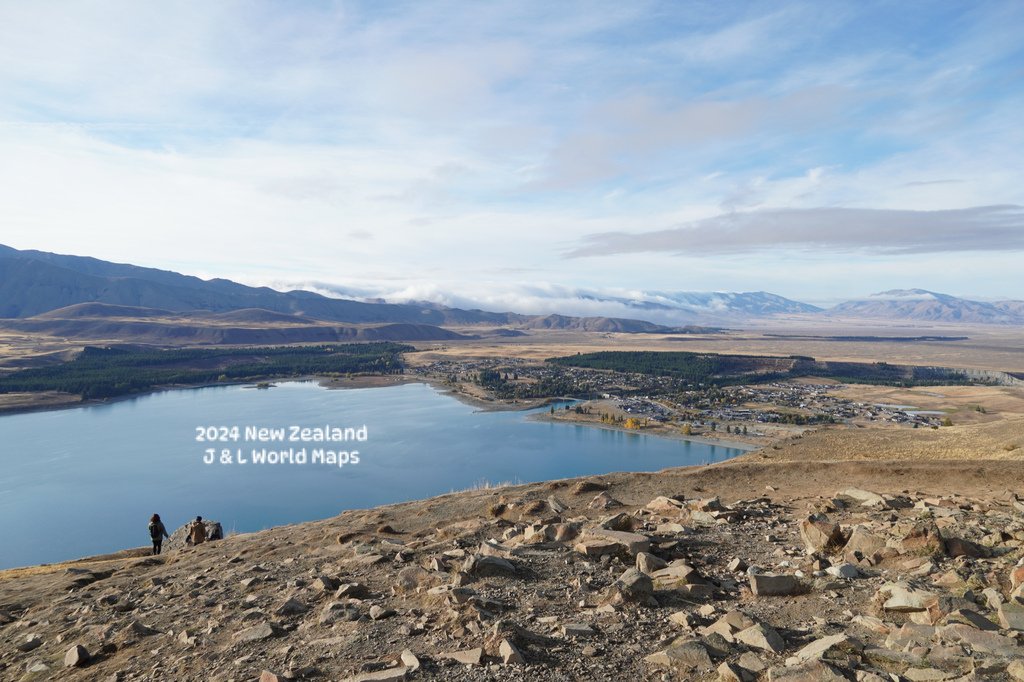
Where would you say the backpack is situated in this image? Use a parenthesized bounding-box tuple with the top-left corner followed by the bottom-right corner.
(148, 522, 161, 540)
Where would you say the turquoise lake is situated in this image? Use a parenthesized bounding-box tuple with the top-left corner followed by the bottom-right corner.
(0, 381, 748, 569)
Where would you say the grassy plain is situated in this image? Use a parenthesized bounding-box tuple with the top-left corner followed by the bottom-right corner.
(428, 321, 1024, 373)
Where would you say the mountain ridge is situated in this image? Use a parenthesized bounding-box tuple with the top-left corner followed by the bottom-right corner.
(0, 246, 690, 334)
(1, 245, 1021, 327)
(830, 288, 1024, 325)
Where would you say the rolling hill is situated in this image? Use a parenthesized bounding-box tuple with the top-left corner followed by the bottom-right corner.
(0, 315, 470, 345)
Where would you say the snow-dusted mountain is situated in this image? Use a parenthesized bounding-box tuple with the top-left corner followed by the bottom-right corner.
(538, 290, 823, 319)
(829, 289, 1024, 324)
(653, 291, 823, 316)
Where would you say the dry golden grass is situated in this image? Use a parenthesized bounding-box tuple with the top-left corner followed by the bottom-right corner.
(0, 391, 80, 411)
(0, 547, 151, 582)
(0, 330, 81, 369)
(834, 384, 1024, 423)
(432, 322, 1024, 373)
(751, 414, 1024, 463)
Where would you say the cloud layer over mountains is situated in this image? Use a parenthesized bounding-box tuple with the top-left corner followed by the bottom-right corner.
(567, 205, 1024, 257)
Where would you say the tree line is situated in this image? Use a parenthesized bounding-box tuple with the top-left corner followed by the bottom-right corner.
(0, 343, 413, 399)
(547, 351, 974, 388)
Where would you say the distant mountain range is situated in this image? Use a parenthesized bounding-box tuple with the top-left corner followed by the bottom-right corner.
(829, 289, 1024, 325)
(0, 245, 698, 338)
(0, 245, 1021, 333)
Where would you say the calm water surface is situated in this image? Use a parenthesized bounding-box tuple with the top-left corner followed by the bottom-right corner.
(0, 382, 748, 569)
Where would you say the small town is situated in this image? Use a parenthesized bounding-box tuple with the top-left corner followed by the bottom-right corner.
(408, 356, 946, 443)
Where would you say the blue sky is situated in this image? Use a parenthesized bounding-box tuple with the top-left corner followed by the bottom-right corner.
(1, 1, 1022, 316)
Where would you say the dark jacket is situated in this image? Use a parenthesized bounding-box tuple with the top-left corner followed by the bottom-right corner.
(148, 520, 169, 540)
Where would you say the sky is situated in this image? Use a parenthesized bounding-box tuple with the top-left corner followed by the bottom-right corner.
(1, 0, 1022, 317)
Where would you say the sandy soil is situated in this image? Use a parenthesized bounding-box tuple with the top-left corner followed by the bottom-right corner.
(0, 391, 82, 412)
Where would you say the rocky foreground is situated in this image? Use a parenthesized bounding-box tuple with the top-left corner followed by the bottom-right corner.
(2, 460, 1024, 681)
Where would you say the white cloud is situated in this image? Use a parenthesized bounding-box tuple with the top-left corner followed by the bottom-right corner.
(0, 1, 1022, 302)
(568, 205, 1024, 257)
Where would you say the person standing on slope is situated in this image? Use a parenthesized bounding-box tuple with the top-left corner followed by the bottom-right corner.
(148, 514, 170, 555)
(187, 515, 208, 546)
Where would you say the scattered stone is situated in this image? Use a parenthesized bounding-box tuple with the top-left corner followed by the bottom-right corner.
(562, 623, 597, 638)
(605, 567, 656, 606)
(903, 669, 956, 682)
(320, 601, 360, 624)
(443, 648, 483, 666)
(463, 554, 515, 577)
(1011, 563, 1024, 588)
(718, 661, 753, 682)
(840, 488, 888, 507)
(574, 538, 620, 558)
(341, 668, 408, 682)
(737, 652, 767, 674)
(589, 491, 621, 509)
(586, 528, 650, 555)
(998, 601, 1024, 630)
(233, 623, 280, 643)
(878, 582, 936, 612)
(750, 572, 804, 597)
(842, 526, 886, 557)
(647, 496, 686, 513)
(17, 634, 42, 651)
(825, 563, 860, 579)
(944, 608, 998, 631)
(800, 514, 844, 555)
(336, 582, 369, 599)
(599, 512, 636, 531)
(982, 587, 1005, 609)
(852, 614, 889, 635)
(7, 469, 1024, 682)
(275, 596, 308, 616)
(369, 605, 396, 620)
(546, 496, 568, 514)
(129, 620, 160, 637)
(767, 660, 849, 681)
(478, 539, 518, 558)
(651, 562, 704, 589)
(498, 638, 525, 664)
(944, 537, 985, 558)
(393, 566, 434, 594)
(644, 638, 713, 673)
(669, 610, 698, 628)
(789, 633, 862, 664)
(313, 575, 342, 592)
(901, 522, 945, 556)
(636, 551, 668, 574)
(64, 644, 90, 667)
(400, 650, 420, 671)
(734, 623, 785, 654)
(937, 624, 1020, 657)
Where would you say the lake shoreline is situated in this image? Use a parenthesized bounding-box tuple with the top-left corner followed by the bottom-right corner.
(0, 373, 570, 418)
(527, 411, 760, 451)
(0, 375, 760, 451)
(0, 380, 748, 570)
